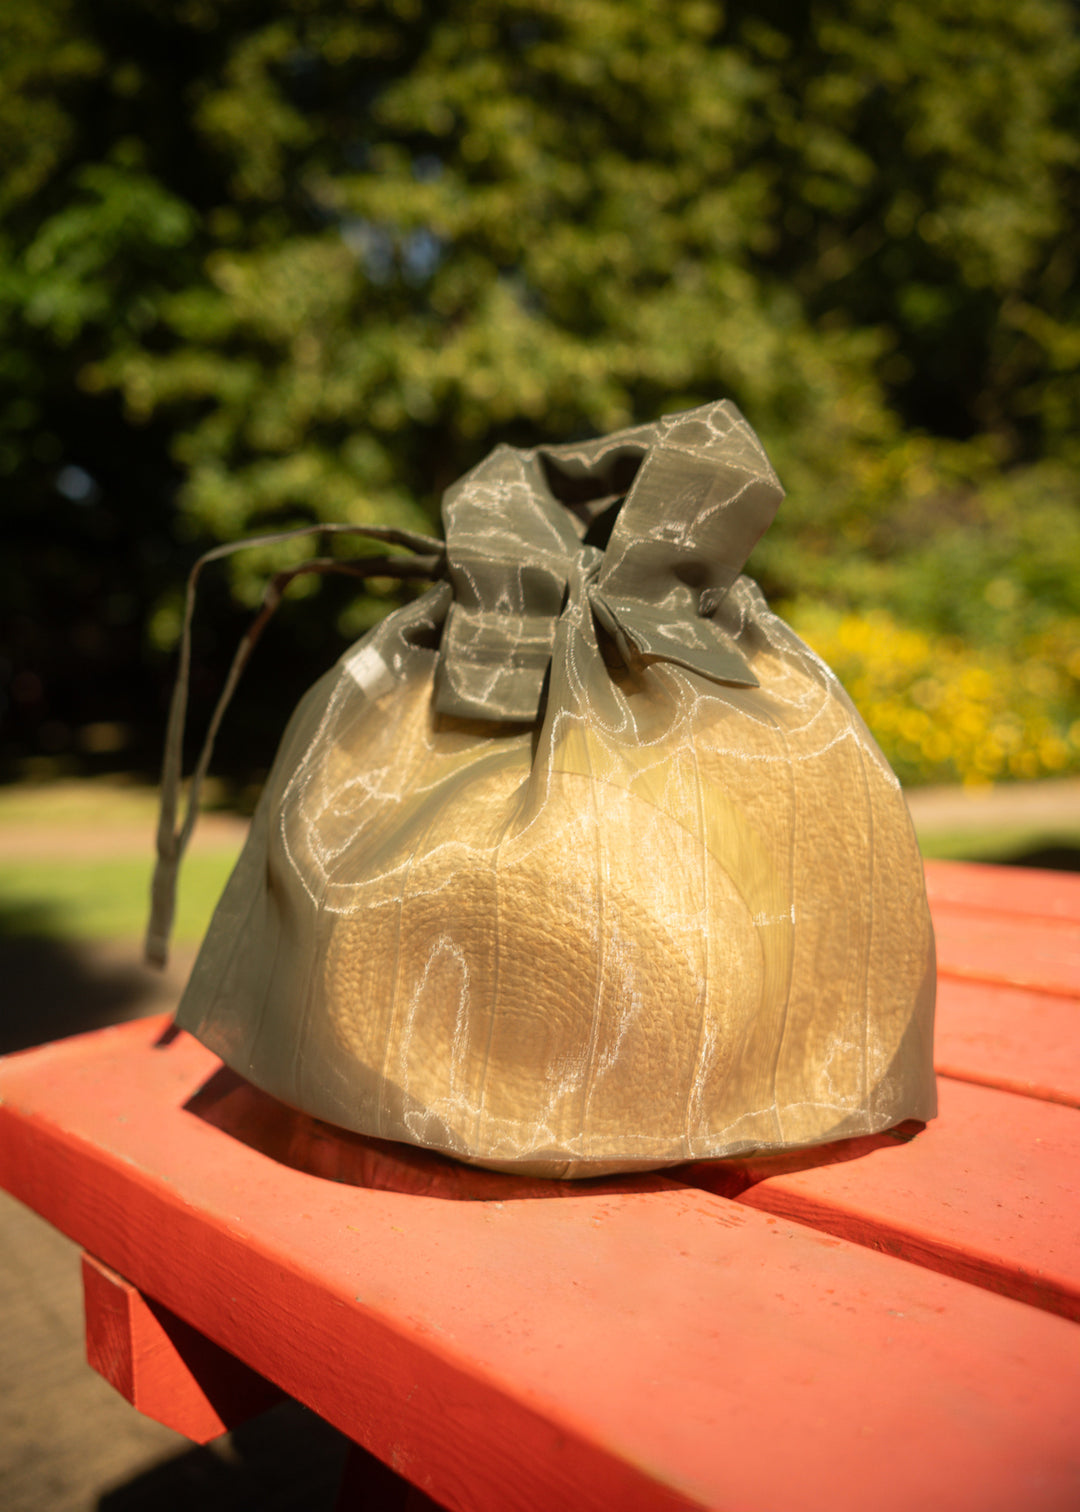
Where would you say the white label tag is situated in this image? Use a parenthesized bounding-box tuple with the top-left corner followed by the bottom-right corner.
(343, 644, 397, 701)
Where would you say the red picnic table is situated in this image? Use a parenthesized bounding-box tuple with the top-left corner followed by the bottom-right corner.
(0, 857, 1078, 1511)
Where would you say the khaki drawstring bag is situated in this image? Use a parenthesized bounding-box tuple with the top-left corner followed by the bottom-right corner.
(150, 400, 936, 1178)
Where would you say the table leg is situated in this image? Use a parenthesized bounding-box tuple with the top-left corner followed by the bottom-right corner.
(81, 1251, 283, 1442)
(335, 1442, 445, 1510)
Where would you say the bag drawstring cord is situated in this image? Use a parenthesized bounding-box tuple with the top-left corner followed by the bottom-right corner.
(145, 522, 445, 967)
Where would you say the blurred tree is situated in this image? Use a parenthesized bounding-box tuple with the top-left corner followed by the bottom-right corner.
(2, 0, 1078, 781)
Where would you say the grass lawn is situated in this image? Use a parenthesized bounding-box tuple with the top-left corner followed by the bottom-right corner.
(917, 825, 1080, 863)
(0, 777, 243, 944)
(0, 852, 242, 945)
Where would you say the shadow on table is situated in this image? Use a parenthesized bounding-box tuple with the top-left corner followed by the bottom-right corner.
(682, 1119, 927, 1201)
(185, 1062, 693, 1203)
(1000, 843, 1080, 873)
(0, 905, 192, 1056)
(97, 1401, 349, 1512)
(184, 1057, 926, 1207)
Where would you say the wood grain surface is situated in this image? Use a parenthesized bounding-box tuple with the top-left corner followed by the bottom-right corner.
(924, 858, 1080, 923)
(686, 1074, 1080, 1318)
(1, 1011, 1078, 1512)
(934, 976, 1080, 1107)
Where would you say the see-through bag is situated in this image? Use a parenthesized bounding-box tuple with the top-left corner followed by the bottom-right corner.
(156, 401, 936, 1177)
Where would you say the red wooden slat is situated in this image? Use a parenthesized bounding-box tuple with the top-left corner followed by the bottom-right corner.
(685, 1076, 1080, 1320)
(934, 976, 1080, 1108)
(81, 1252, 282, 1442)
(931, 908, 1080, 996)
(0, 1017, 1078, 1512)
(924, 858, 1080, 924)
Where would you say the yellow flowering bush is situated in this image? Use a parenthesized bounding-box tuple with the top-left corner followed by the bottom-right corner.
(787, 603, 1080, 787)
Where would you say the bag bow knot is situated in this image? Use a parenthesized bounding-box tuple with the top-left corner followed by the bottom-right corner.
(434, 398, 785, 722)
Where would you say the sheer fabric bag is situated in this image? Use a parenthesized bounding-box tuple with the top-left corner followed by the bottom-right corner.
(154, 400, 936, 1177)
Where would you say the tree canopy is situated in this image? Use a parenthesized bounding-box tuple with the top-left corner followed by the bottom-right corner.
(3, 0, 1079, 785)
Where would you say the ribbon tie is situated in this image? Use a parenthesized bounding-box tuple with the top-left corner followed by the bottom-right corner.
(433, 399, 785, 722)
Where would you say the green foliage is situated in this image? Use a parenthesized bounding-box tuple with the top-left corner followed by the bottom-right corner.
(2, 0, 1079, 781)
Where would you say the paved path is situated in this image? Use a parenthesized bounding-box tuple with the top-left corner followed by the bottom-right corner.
(904, 775, 1080, 835)
(0, 812, 248, 861)
(4, 777, 1078, 861)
